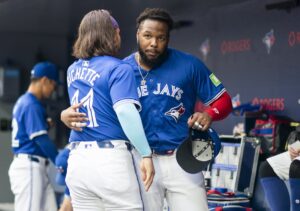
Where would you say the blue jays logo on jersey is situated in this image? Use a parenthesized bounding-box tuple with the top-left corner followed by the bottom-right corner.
(262, 29, 275, 54)
(165, 103, 186, 122)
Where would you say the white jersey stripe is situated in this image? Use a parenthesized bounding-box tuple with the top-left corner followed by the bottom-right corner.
(29, 130, 47, 140)
(204, 88, 226, 106)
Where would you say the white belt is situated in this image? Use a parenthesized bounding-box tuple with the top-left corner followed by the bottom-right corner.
(70, 140, 131, 150)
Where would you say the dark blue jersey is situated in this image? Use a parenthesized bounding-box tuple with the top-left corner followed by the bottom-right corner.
(67, 56, 141, 142)
(11, 92, 49, 157)
(124, 48, 226, 151)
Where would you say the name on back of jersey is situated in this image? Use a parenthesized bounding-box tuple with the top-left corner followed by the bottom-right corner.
(67, 67, 100, 87)
(137, 83, 183, 100)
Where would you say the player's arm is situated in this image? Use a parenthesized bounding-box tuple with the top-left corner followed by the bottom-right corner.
(114, 102, 154, 191)
(24, 104, 58, 163)
(188, 91, 232, 131)
(34, 134, 58, 163)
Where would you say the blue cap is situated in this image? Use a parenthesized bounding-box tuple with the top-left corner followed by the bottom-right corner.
(176, 128, 221, 174)
(31, 62, 59, 83)
(55, 148, 70, 185)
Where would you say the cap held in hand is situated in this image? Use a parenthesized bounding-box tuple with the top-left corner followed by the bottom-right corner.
(176, 128, 221, 174)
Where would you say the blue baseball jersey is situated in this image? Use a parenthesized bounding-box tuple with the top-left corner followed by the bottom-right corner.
(67, 56, 141, 142)
(123, 48, 226, 151)
(11, 92, 49, 157)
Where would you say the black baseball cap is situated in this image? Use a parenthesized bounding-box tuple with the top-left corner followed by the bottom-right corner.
(176, 128, 221, 174)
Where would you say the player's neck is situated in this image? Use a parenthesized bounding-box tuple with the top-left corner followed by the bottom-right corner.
(135, 53, 152, 71)
(27, 83, 42, 100)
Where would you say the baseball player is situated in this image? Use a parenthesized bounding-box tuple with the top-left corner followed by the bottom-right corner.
(8, 62, 59, 211)
(63, 10, 154, 211)
(259, 126, 300, 211)
(61, 8, 232, 211)
(55, 147, 73, 211)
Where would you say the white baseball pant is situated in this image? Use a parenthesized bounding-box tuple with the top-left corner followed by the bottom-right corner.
(8, 154, 57, 211)
(66, 141, 143, 211)
(267, 151, 300, 180)
(132, 149, 209, 211)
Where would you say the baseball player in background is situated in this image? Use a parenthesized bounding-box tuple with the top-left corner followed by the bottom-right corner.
(61, 8, 232, 211)
(63, 10, 154, 211)
(55, 147, 73, 211)
(8, 62, 59, 211)
(259, 127, 300, 211)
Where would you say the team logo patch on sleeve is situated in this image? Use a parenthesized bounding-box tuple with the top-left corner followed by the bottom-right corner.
(165, 103, 186, 122)
(209, 73, 221, 87)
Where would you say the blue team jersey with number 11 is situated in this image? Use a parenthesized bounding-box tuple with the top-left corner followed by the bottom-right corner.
(67, 56, 141, 142)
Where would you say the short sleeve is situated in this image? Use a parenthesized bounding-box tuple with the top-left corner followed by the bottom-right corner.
(192, 59, 226, 105)
(109, 63, 141, 110)
(24, 103, 48, 140)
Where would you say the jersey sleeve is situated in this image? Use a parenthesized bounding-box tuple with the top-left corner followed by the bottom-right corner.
(109, 63, 141, 110)
(192, 59, 226, 106)
(24, 103, 48, 140)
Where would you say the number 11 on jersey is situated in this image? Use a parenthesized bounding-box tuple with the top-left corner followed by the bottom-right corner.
(71, 89, 99, 127)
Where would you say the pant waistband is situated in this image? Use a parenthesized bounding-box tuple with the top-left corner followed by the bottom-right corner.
(70, 140, 132, 151)
(15, 153, 49, 165)
(152, 149, 176, 156)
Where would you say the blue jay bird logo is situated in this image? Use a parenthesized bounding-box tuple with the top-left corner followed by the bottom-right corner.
(232, 94, 241, 108)
(263, 29, 275, 54)
(199, 38, 210, 61)
(165, 103, 186, 122)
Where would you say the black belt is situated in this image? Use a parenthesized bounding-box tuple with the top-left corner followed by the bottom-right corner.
(15, 154, 49, 166)
(152, 149, 176, 156)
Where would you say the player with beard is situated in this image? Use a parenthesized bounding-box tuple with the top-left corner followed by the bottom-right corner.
(61, 8, 232, 211)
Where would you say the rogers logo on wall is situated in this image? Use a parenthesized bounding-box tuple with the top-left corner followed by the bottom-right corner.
(252, 97, 285, 111)
(288, 31, 300, 47)
(220, 39, 251, 54)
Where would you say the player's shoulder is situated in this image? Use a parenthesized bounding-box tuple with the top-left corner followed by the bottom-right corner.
(13, 93, 41, 114)
(67, 60, 77, 71)
(123, 53, 135, 65)
(167, 49, 205, 73)
(169, 48, 203, 64)
(91, 56, 132, 71)
(18, 93, 40, 106)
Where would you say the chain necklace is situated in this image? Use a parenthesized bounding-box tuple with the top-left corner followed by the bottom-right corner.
(137, 54, 149, 86)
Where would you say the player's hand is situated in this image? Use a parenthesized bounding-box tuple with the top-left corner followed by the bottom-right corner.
(140, 157, 155, 192)
(187, 112, 212, 131)
(288, 145, 300, 160)
(46, 117, 55, 129)
(60, 103, 88, 131)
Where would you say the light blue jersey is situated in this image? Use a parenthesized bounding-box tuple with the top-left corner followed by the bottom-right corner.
(67, 56, 141, 142)
(124, 48, 226, 151)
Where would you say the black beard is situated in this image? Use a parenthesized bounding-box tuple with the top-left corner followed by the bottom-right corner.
(138, 46, 168, 68)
